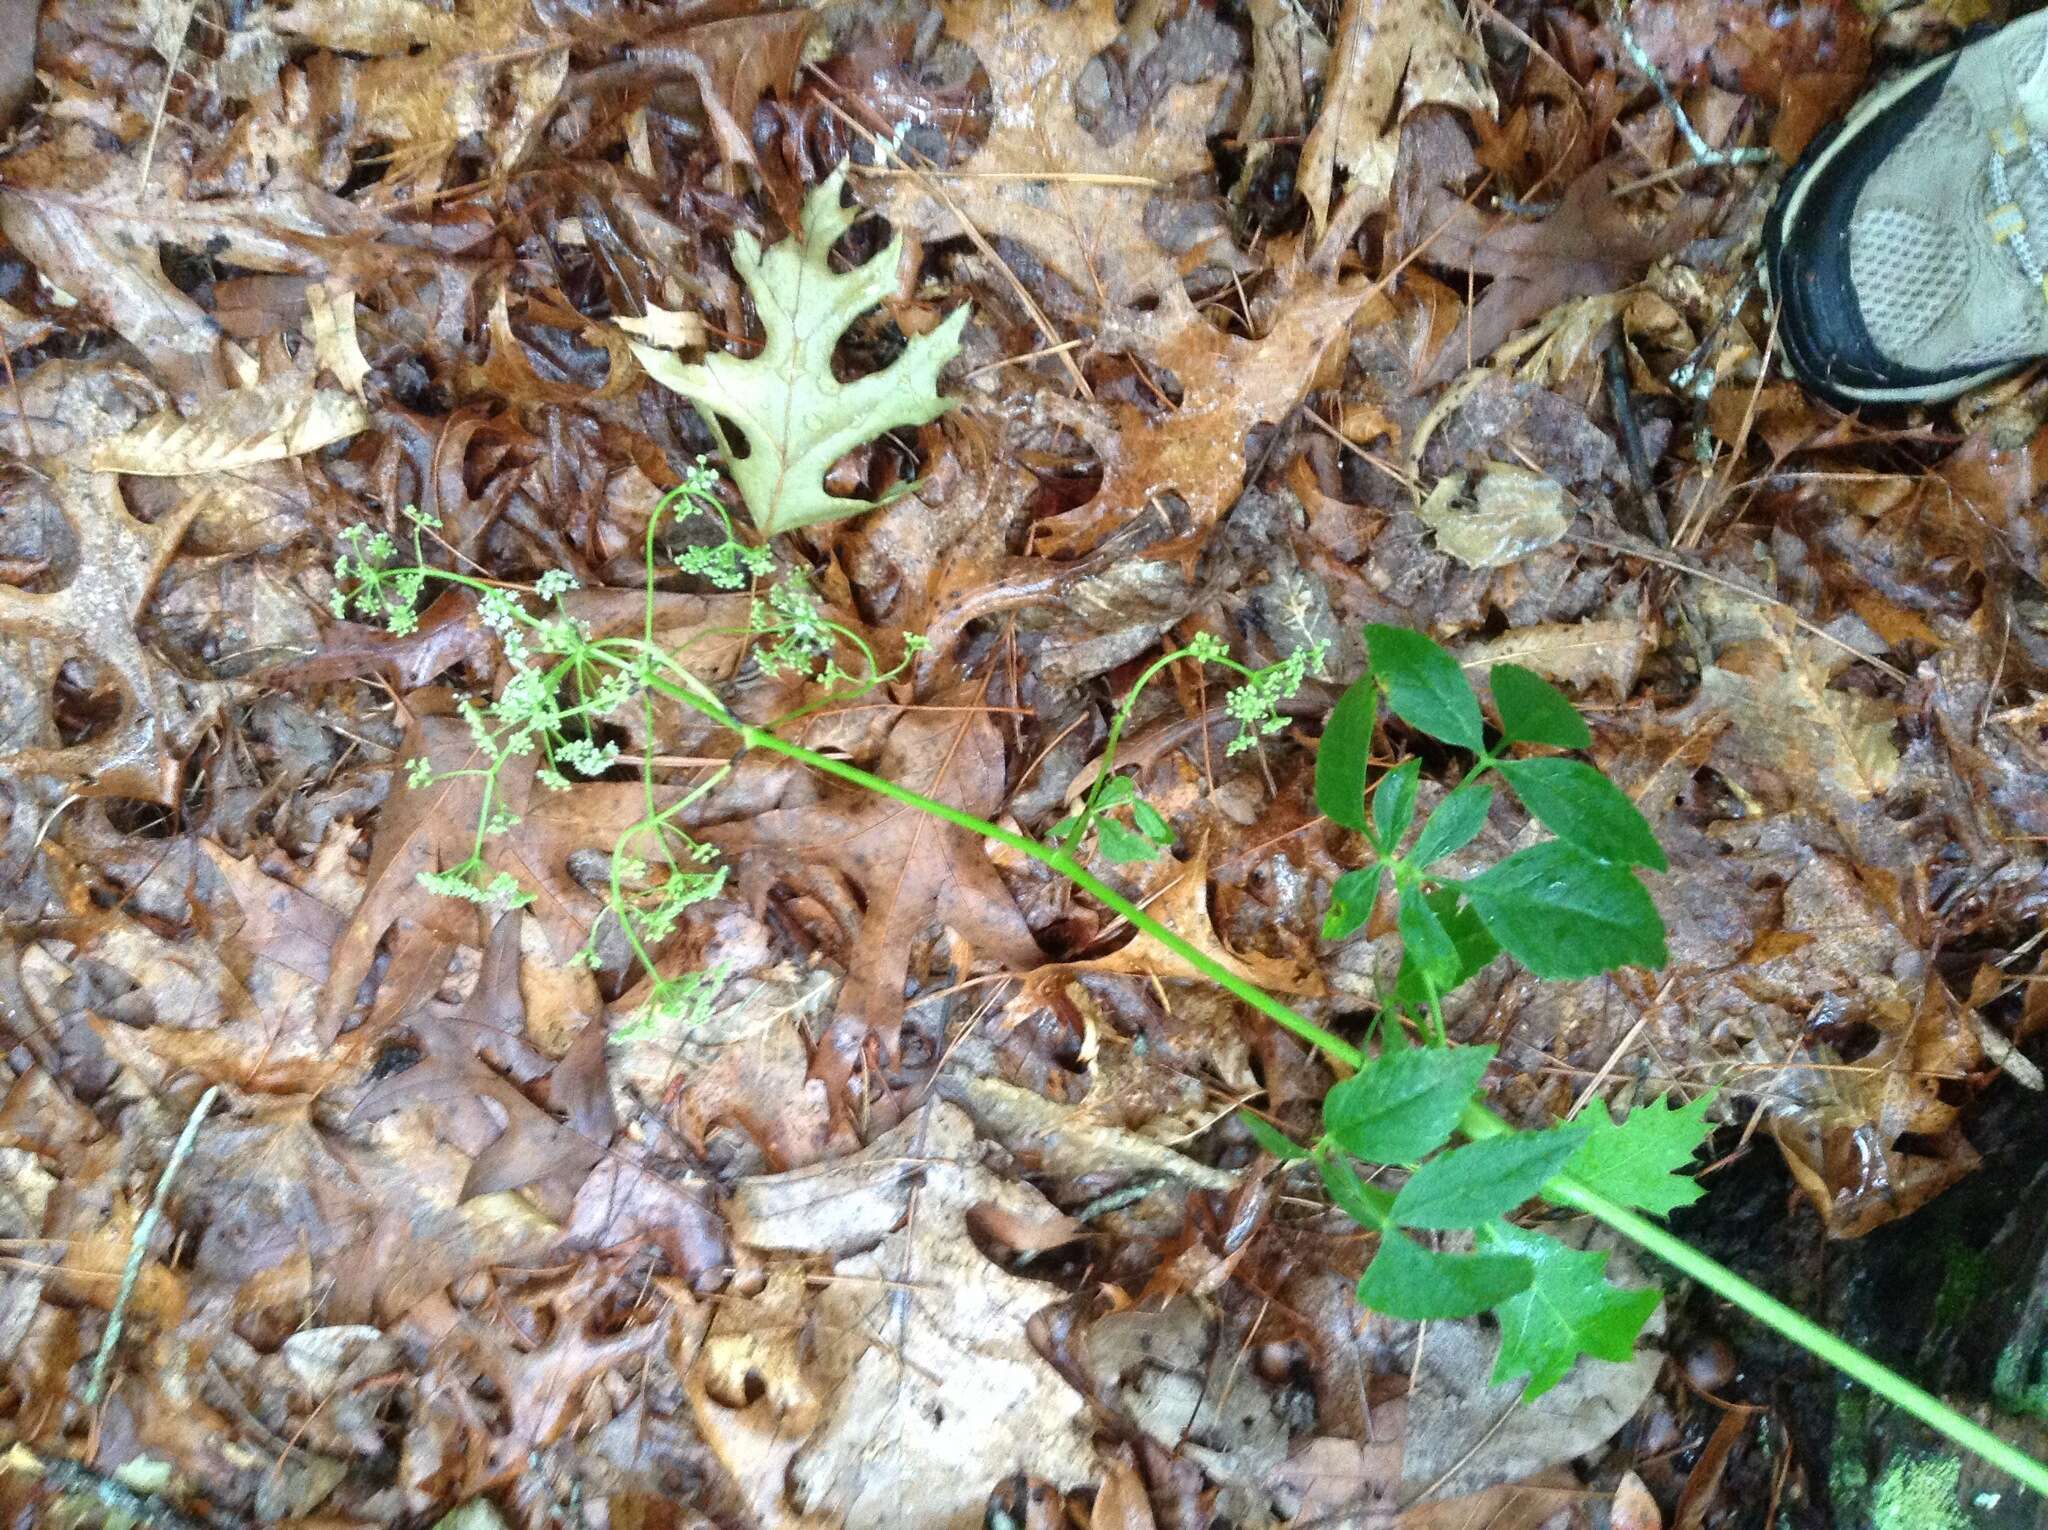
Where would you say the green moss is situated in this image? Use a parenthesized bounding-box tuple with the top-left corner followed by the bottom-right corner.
(1832, 1390, 1872, 1513)
(1871, 1453, 1971, 1530)
(1994, 1329, 2048, 1422)
(1932, 1244, 1991, 1332)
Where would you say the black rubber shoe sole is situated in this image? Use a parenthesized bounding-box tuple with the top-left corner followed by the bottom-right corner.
(1765, 47, 2022, 408)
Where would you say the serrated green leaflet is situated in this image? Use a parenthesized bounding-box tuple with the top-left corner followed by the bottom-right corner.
(1490, 663, 1592, 749)
(1131, 798, 1171, 843)
(1372, 757, 1421, 848)
(1322, 863, 1382, 940)
(1410, 783, 1493, 865)
(1566, 1093, 1714, 1215)
(1397, 882, 1462, 992)
(1324, 1045, 1494, 1163)
(1095, 816, 1165, 863)
(1359, 1226, 1534, 1319)
(1483, 1223, 1662, 1398)
(1393, 889, 1498, 1009)
(1316, 673, 1378, 833)
(1462, 840, 1667, 979)
(630, 167, 969, 535)
(1317, 1151, 1395, 1227)
(1239, 1110, 1310, 1161)
(1391, 1123, 1591, 1229)
(1365, 625, 1484, 752)
(1495, 758, 1667, 871)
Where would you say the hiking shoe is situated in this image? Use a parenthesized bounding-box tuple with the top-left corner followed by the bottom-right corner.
(1767, 9, 2048, 407)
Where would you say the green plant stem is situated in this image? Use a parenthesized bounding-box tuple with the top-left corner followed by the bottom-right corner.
(680, 696, 2048, 1496)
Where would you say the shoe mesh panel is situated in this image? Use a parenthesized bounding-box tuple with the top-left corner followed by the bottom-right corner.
(1849, 205, 1969, 356)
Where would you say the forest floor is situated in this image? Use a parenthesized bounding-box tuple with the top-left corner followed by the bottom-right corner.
(0, 0, 2046, 1525)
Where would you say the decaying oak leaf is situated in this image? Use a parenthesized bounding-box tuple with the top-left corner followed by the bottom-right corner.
(702, 704, 1043, 1095)
(0, 460, 214, 803)
(631, 167, 969, 536)
(1075, 842, 1324, 998)
(353, 913, 614, 1208)
(305, 280, 372, 399)
(1233, 0, 1330, 211)
(269, 0, 568, 192)
(1299, 0, 1494, 246)
(1457, 620, 1653, 698)
(1033, 272, 1368, 557)
(89, 380, 368, 475)
(1765, 967, 1983, 1239)
(1695, 598, 1902, 806)
(416, 1262, 668, 1490)
(320, 714, 500, 1034)
(872, 0, 1233, 312)
(1416, 159, 1709, 386)
(714, 1104, 1095, 1529)
(321, 714, 683, 1033)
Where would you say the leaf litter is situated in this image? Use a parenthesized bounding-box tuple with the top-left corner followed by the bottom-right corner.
(0, 0, 2043, 1523)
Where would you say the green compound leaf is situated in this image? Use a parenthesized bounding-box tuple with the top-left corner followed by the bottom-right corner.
(1490, 663, 1592, 749)
(1365, 625, 1484, 752)
(1410, 783, 1494, 866)
(1495, 758, 1668, 872)
(1322, 863, 1383, 941)
(1483, 1224, 1663, 1399)
(1372, 758, 1422, 848)
(1131, 797, 1172, 844)
(1392, 889, 1498, 1010)
(1359, 1226, 1534, 1320)
(1323, 1044, 1495, 1164)
(630, 166, 970, 536)
(1461, 840, 1668, 980)
(1096, 815, 1168, 864)
(1239, 1110, 1311, 1162)
(1391, 1123, 1591, 1230)
(1397, 881, 1462, 992)
(1316, 673, 1379, 833)
(1565, 1093, 1715, 1216)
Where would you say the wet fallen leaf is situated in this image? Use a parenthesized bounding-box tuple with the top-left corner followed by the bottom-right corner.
(1032, 270, 1369, 557)
(717, 1104, 1097, 1528)
(705, 703, 1045, 1096)
(1299, 0, 1495, 248)
(872, 0, 1230, 312)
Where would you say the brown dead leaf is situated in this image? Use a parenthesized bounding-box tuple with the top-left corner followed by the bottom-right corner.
(1628, 0, 1870, 161)
(714, 1104, 1096, 1528)
(1274, 1437, 1401, 1524)
(322, 711, 692, 1032)
(1612, 1469, 1663, 1530)
(705, 703, 1044, 1096)
(1696, 598, 1902, 807)
(266, 588, 494, 692)
(321, 714, 497, 1033)
(1395, 1468, 1587, 1529)
(422, 1260, 669, 1489)
(871, 0, 1229, 313)
(0, 456, 215, 802)
(354, 912, 614, 1207)
(1418, 159, 1707, 387)
(89, 379, 367, 475)
(1458, 619, 1653, 698)
(271, 0, 568, 195)
(1033, 273, 1369, 557)
(204, 838, 350, 985)
(1079, 841, 1324, 998)
(1090, 1455, 1159, 1530)
(1299, 0, 1495, 248)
